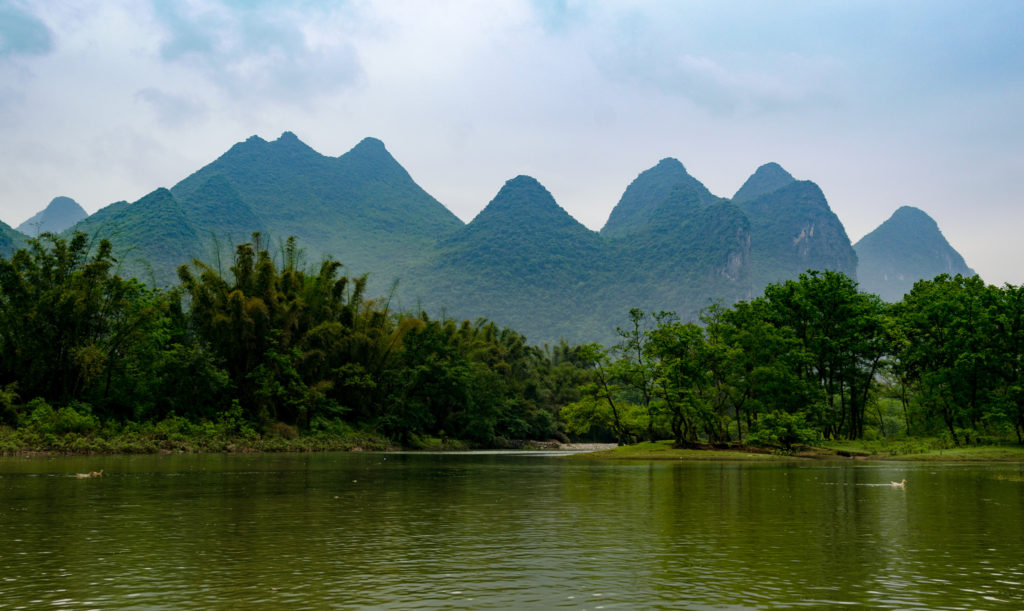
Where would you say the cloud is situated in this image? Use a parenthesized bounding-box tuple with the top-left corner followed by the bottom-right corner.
(135, 88, 209, 127)
(150, 0, 364, 104)
(0, 2, 53, 58)
(556, 3, 849, 117)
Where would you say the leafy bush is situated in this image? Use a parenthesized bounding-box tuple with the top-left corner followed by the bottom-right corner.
(748, 411, 821, 451)
(0, 383, 19, 426)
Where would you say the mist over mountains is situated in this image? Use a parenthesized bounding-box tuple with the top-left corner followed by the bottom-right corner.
(4, 133, 975, 344)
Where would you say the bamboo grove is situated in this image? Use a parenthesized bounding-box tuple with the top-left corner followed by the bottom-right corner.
(1, 233, 1022, 449)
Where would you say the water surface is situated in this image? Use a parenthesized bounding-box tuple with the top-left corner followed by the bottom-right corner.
(1, 452, 1022, 609)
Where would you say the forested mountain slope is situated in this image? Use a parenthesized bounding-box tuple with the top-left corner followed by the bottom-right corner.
(732, 167, 859, 288)
(69, 188, 204, 285)
(0, 220, 26, 258)
(34, 133, 974, 344)
(170, 133, 464, 289)
(404, 175, 613, 341)
(600, 158, 718, 238)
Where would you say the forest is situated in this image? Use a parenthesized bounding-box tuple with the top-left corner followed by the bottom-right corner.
(0, 233, 1021, 453)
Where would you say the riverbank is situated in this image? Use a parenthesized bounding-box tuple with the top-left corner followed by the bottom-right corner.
(0, 424, 397, 456)
(0, 421, 616, 457)
(571, 439, 1024, 461)
(5, 421, 1022, 461)
(821, 438, 1024, 461)
(571, 441, 788, 461)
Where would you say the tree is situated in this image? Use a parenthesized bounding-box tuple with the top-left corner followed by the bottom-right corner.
(562, 343, 638, 444)
(0, 233, 164, 418)
(762, 271, 888, 439)
(702, 301, 818, 443)
(177, 234, 395, 428)
(613, 308, 659, 442)
(644, 315, 706, 447)
(895, 275, 1001, 444)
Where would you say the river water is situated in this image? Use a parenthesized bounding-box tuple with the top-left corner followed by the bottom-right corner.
(1, 452, 1022, 609)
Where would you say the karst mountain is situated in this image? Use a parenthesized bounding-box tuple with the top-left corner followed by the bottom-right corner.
(4, 133, 975, 343)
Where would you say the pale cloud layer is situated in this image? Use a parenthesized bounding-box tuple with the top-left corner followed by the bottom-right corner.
(1, 0, 1022, 284)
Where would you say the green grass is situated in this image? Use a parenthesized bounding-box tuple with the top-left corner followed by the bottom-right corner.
(571, 438, 1024, 462)
(573, 440, 790, 461)
(820, 438, 1024, 461)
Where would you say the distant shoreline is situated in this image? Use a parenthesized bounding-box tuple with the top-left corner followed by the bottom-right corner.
(572, 440, 1024, 462)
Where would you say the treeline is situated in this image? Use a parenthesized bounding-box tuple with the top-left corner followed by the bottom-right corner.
(1, 233, 1021, 451)
(0, 233, 585, 448)
(564, 271, 1024, 448)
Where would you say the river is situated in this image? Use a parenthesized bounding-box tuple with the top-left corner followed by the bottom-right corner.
(1, 452, 1022, 609)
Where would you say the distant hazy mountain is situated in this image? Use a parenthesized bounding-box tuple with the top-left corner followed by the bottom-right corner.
(16, 196, 88, 236)
(855, 206, 975, 301)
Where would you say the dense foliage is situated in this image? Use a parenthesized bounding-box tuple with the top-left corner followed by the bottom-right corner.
(0, 219, 24, 258)
(1, 234, 1020, 452)
(563, 271, 1024, 449)
(0, 233, 578, 448)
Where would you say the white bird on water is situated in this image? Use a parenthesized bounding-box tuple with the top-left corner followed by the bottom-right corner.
(890, 479, 907, 488)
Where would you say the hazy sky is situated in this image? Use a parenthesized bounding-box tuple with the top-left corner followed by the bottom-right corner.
(2, 1, 1023, 284)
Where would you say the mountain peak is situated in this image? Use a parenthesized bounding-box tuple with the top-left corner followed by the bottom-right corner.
(16, 196, 88, 235)
(270, 131, 319, 156)
(889, 205, 936, 226)
(352, 136, 386, 152)
(601, 157, 713, 238)
(468, 175, 588, 236)
(855, 205, 974, 301)
(732, 162, 796, 204)
(337, 136, 417, 186)
(655, 157, 686, 172)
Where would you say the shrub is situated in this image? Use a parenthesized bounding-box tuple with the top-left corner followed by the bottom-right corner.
(748, 411, 821, 451)
(0, 383, 19, 426)
(55, 402, 100, 435)
(264, 421, 298, 439)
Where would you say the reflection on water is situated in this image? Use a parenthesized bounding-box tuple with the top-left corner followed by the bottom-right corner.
(1, 453, 1022, 609)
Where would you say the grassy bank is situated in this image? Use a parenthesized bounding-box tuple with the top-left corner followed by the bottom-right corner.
(573, 438, 1024, 462)
(572, 440, 791, 461)
(821, 438, 1024, 461)
(0, 418, 396, 456)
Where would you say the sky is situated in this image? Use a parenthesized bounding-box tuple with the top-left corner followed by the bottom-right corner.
(1, 0, 1023, 284)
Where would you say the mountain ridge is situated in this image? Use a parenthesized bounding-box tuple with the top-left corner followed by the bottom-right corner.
(21, 132, 973, 343)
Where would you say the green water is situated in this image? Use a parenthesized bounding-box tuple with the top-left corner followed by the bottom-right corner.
(1, 452, 1022, 609)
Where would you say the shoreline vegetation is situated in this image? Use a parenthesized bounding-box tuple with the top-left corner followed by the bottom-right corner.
(3, 427, 1023, 462)
(3, 233, 1024, 462)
